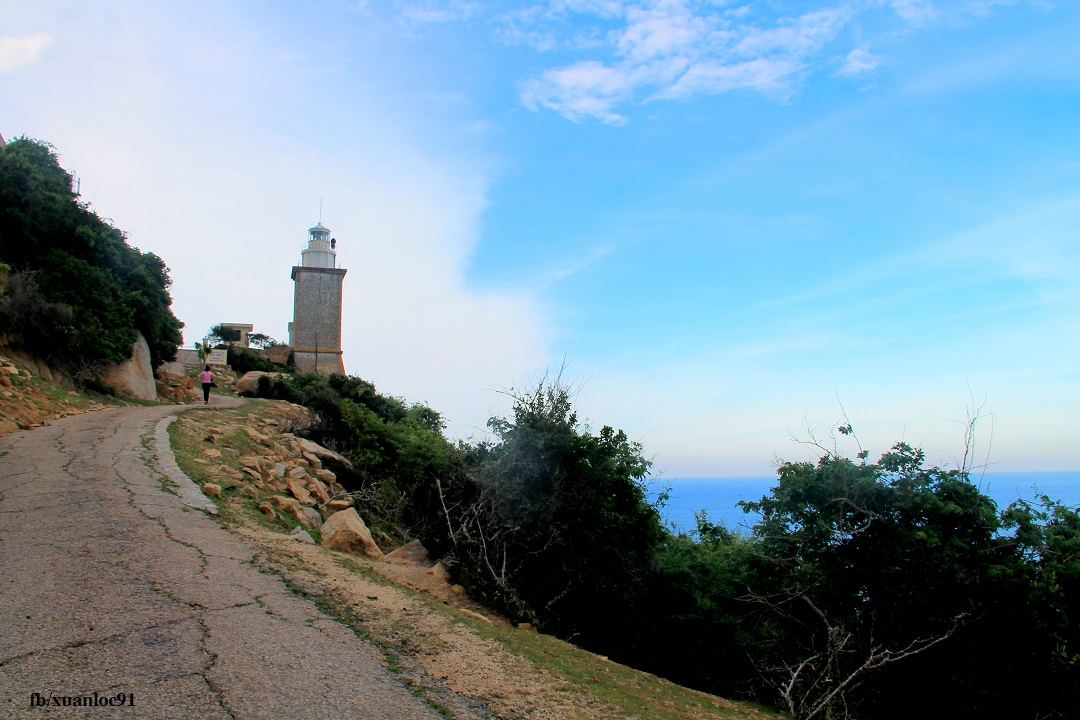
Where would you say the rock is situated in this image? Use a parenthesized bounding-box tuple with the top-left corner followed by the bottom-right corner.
(239, 482, 260, 500)
(274, 462, 286, 479)
(320, 508, 382, 558)
(240, 457, 263, 471)
(314, 469, 337, 484)
(97, 330, 157, 400)
(327, 499, 353, 512)
(460, 608, 491, 623)
(451, 584, 466, 594)
(257, 501, 276, 520)
(292, 529, 315, 544)
(301, 451, 323, 470)
(234, 371, 287, 397)
(428, 561, 452, 581)
(241, 467, 261, 481)
(288, 466, 308, 479)
(206, 427, 223, 435)
(218, 465, 244, 479)
(286, 477, 314, 506)
(385, 539, 432, 567)
(243, 426, 269, 442)
(269, 495, 301, 514)
(202, 483, 221, 498)
(296, 438, 354, 471)
(203, 448, 222, 458)
(294, 505, 323, 530)
(306, 477, 330, 504)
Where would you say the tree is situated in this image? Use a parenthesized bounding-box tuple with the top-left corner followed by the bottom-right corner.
(0, 137, 182, 370)
(738, 439, 1013, 719)
(248, 332, 283, 349)
(440, 369, 666, 656)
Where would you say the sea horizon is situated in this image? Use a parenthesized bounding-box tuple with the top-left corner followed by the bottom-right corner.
(649, 470, 1080, 535)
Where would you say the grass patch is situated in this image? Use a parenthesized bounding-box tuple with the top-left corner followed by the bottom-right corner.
(445, 615, 781, 720)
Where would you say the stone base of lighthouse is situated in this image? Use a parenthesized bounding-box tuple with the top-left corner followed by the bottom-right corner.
(291, 349, 345, 375)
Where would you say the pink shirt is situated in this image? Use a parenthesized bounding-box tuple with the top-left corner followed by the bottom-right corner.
(198, 370, 215, 384)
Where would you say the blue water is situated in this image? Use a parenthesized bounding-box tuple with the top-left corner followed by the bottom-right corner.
(649, 471, 1080, 535)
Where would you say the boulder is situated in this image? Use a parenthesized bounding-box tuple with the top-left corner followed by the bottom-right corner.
(234, 371, 287, 397)
(301, 451, 323, 470)
(240, 457, 263, 471)
(292, 529, 315, 544)
(243, 426, 269, 442)
(326, 498, 353, 513)
(320, 508, 382, 558)
(286, 477, 314, 506)
(98, 330, 157, 400)
(202, 483, 221, 498)
(385, 539, 433, 567)
(314, 469, 337, 484)
(156, 371, 196, 402)
(306, 477, 330, 504)
(269, 495, 300, 514)
(294, 505, 323, 530)
(296, 438, 354, 471)
(257, 501, 276, 520)
(218, 465, 244, 480)
(428, 561, 452, 581)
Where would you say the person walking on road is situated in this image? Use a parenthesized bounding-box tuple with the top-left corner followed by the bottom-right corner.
(197, 364, 215, 405)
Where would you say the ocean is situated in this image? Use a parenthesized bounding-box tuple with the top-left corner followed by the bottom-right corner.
(649, 471, 1080, 535)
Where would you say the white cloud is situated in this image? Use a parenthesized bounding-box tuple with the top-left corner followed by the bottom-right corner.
(837, 46, 883, 76)
(659, 57, 801, 97)
(617, 1, 709, 63)
(522, 59, 639, 123)
(519, 2, 863, 121)
(4, 1, 549, 440)
(507, 0, 1051, 121)
(397, 0, 483, 24)
(0, 33, 51, 72)
(890, 0, 938, 25)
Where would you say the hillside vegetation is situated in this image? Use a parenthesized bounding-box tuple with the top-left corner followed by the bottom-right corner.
(0, 137, 182, 375)
(247, 368, 1080, 720)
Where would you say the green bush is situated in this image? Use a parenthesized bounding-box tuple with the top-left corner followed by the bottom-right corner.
(0, 137, 182, 371)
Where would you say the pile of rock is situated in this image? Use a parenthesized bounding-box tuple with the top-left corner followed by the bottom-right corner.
(0, 360, 21, 398)
(156, 371, 197, 403)
(198, 418, 390, 560)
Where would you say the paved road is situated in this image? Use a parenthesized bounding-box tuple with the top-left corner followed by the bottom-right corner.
(0, 402, 445, 720)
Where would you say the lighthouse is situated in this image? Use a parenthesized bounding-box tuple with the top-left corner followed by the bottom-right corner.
(288, 222, 347, 375)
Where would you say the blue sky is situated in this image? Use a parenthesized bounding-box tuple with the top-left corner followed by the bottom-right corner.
(3, 1, 1078, 475)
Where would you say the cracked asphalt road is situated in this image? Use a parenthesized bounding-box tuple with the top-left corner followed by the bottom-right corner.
(0, 401, 447, 720)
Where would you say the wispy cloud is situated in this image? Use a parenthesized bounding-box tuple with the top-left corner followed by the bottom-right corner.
(0, 33, 51, 72)
(837, 46, 884, 76)
(493, 0, 1051, 122)
(397, 0, 483, 24)
(516, 1, 873, 123)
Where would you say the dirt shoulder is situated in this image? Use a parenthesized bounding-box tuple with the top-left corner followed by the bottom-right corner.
(168, 399, 780, 720)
